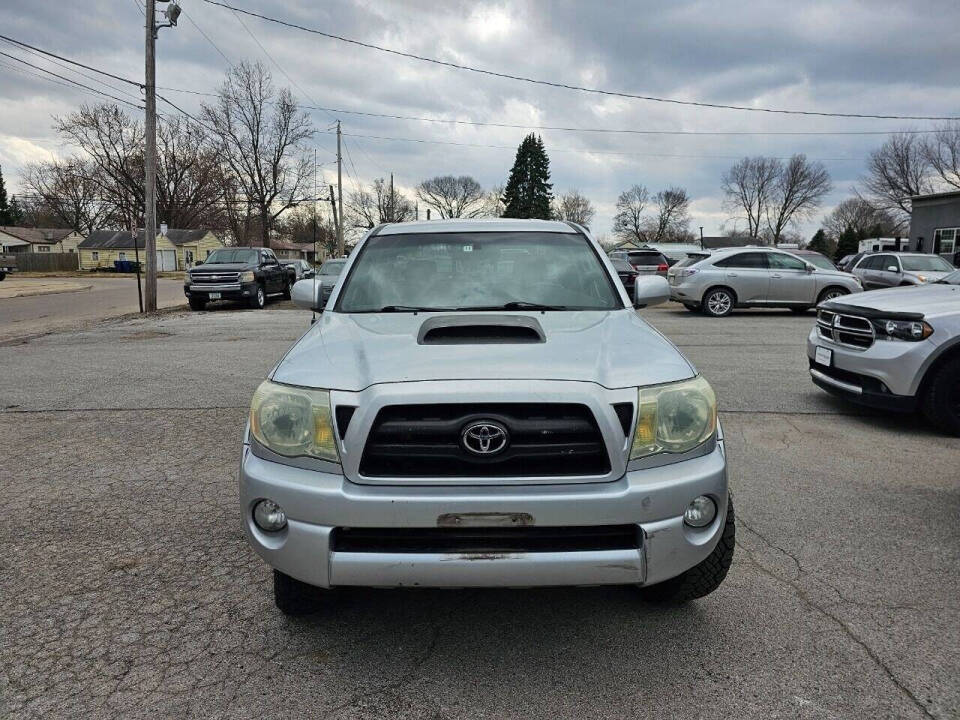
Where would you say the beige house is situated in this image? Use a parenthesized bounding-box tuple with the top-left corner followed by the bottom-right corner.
(0, 227, 83, 254)
(271, 239, 320, 264)
(78, 229, 223, 271)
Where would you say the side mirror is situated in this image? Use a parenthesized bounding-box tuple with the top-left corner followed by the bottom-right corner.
(291, 279, 322, 311)
(805, 264, 815, 272)
(887, 265, 899, 273)
(303, 269, 315, 279)
(633, 275, 670, 309)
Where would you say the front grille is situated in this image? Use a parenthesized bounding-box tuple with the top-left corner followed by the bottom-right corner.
(359, 403, 610, 478)
(331, 525, 639, 553)
(190, 272, 241, 284)
(817, 309, 875, 349)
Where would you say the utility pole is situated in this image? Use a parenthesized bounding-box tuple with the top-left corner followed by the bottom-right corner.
(389, 172, 395, 223)
(329, 185, 340, 248)
(130, 210, 143, 313)
(143, 0, 180, 312)
(336, 121, 344, 257)
(699, 226, 704, 249)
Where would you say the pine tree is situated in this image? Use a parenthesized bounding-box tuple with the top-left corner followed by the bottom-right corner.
(0, 164, 10, 225)
(807, 229, 830, 254)
(502, 134, 553, 219)
(7, 195, 23, 225)
(835, 226, 859, 260)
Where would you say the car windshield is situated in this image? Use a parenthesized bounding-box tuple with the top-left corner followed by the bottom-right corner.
(320, 260, 346, 275)
(204, 248, 258, 264)
(628, 252, 665, 266)
(336, 231, 621, 312)
(800, 254, 836, 270)
(901, 255, 954, 272)
(934, 270, 960, 285)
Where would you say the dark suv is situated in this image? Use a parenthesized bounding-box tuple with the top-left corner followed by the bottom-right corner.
(185, 247, 291, 310)
(611, 249, 671, 277)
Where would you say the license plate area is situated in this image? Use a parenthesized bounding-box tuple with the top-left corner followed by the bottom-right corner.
(814, 346, 832, 367)
(209, 292, 221, 300)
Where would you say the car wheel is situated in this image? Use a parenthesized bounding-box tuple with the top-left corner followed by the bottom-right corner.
(249, 285, 266, 309)
(817, 287, 848, 304)
(639, 496, 735, 603)
(921, 357, 960, 436)
(188, 297, 206, 311)
(702, 288, 735, 317)
(273, 570, 324, 616)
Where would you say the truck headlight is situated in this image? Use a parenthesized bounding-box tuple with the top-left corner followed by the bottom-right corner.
(630, 375, 717, 459)
(870, 318, 933, 341)
(240, 271, 255, 283)
(249, 380, 339, 462)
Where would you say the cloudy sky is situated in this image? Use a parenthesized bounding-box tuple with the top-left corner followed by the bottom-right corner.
(1, 0, 959, 239)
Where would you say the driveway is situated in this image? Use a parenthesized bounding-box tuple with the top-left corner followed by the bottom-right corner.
(0, 276, 186, 342)
(0, 305, 956, 718)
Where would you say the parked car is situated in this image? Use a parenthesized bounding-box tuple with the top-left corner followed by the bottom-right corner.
(808, 268, 960, 435)
(612, 248, 671, 277)
(838, 253, 865, 273)
(850, 252, 956, 290)
(610, 257, 639, 296)
(315, 258, 347, 306)
(666, 247, 863, 317)
(0, 254, 16, 281)
(243, 219, 734, 615)
(790, 249, 838, 271)
(280, 258, 315, 281)
(184, 247, 290, 310)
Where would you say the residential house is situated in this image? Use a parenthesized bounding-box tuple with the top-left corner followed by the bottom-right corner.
(271, 239, 320, 264)
(0, 227, 84, 254)
(909, 190, 960, 264)
(78, 229, 223, 271)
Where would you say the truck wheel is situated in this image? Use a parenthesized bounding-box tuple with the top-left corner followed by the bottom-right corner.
(702, 288, 735, 317)
(248, 284, 266, 309)
(188, 297, 206, 311)
(640, 496, 736, 603)
(921, 357, 960, 436)
(282, 279, 292, 300)
(274, 569, 323, 616)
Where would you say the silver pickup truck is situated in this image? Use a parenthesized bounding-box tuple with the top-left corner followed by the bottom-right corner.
(240, 219, 734, 615)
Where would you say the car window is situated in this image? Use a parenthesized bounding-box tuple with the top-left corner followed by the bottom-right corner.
(627, 252, 666, 266)
(856, 255, 877, 270)
(674, 254, 709, 268)
(801, 254, 836, 270)
(714, 252, 768, 269)
(336, 231, 622, 312)
(875, 255, 897, 271)
(769, 253, 807, 270)
(901, 255, 954, 272)
(611, 258, 634, 272)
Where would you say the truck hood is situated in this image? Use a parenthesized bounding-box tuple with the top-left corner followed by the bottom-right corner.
(272, 310, 696, 391)
(823, 283, 960, 318)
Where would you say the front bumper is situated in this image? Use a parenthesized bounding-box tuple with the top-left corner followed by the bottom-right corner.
(806, 326, 931, 409)
(184, 280, 258, 301)
(239, 439, 728, 589)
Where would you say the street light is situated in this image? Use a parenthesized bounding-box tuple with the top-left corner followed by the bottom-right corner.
(155, 2, 181, 34)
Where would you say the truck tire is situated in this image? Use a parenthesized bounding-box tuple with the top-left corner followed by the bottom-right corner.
(640, 496, 735, 603)
(921, 357, 960, 436)
(248, 284, 266, 309)
(702, 288, 735, 317)
(282, 279, 292, 300)
(188, 297, 206, 311)
(274, 569, 323, 616)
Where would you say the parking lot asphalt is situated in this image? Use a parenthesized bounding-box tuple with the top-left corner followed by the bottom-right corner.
(1, 304, 958, 719)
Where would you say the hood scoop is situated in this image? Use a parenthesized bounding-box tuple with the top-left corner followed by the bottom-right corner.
(417, 315, 546, 345)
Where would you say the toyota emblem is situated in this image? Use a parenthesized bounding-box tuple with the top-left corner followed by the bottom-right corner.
(461, 421, 509, 456)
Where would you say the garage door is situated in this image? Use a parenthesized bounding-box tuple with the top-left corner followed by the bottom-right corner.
(156, 249, 176, 271)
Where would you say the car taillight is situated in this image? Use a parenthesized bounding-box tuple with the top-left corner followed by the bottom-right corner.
(656, 263, 668, 271)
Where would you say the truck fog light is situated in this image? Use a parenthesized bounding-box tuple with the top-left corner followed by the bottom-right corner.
(253, 499, 287, 532)
(683, 496, 717, 528)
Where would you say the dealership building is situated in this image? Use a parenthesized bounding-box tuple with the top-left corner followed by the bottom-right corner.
(910, 189, 960, 263)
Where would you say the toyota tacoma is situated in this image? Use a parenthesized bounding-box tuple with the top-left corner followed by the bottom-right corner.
(240, 219, 734, 614)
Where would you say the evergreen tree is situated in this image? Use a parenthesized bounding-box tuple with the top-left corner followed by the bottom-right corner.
(807, 229, 830, 254)
(502, 134, 553, 219)
(835, 225, 859, 260)
(0, 164, 10, 225)
(7, 195, 23, 225)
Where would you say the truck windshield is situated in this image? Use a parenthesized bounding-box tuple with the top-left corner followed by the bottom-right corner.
(336, 231, 621, 312)
(205, 249, 258, 264)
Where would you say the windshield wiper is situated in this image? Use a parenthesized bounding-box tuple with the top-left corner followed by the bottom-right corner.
(456, 301, 570, 311)
(360, 305, 453, 313)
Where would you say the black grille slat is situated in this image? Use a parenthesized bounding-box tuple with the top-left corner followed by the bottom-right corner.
(331, 525, 639, 553)
(359, 403, 610, 478)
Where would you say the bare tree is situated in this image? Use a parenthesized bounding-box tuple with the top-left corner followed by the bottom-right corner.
(202, 62, 313, 247)
(611, 185, 649, 243)
(275, 204, 338, 256)
(923, 124, 960, 190)
(721, 156, 781, 239)
(415, 175, 486, 218)
(483, 184, 506, 218)
(648, 187, 692, 242)
(823, 197, 903, 239)
(22, 157, 118, 232)
(861, 133, 932, 222)
(764, 154, 831, 243)
(552, 189, 596, 227)
(348, 177, 415, 229)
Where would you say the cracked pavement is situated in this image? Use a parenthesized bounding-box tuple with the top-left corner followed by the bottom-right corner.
(1, 305, 957, 718)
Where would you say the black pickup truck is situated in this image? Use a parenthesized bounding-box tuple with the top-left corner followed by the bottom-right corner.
(184, 247, 291, 310)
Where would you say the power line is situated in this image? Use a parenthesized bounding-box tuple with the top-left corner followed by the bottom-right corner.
(200, 0, 960, 122)
(0, 33, 143, 89)
(0, 50, 144, 110)
(181, 7, 233, 66)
